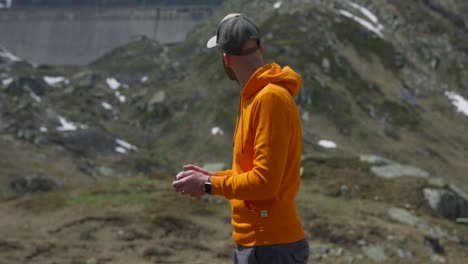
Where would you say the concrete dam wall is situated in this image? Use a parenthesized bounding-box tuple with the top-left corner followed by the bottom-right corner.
(0, 6, 216, 65)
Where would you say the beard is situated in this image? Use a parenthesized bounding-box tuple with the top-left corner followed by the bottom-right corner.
(222, 57, 237, 81)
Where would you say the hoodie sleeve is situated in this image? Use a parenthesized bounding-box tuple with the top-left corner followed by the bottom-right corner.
(211, 90, 291, 200)
(215, 170, 233, 176)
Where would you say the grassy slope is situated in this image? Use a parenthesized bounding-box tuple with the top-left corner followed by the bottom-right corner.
(1, 159, 468, 263)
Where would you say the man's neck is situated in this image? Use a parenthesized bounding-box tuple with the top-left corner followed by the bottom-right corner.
(238, 62, 265, 88)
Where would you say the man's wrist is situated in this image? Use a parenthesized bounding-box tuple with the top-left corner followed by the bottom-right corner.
(204, 176, 212, 195)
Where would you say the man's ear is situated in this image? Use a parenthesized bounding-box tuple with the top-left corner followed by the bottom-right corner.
(223, 53, 231, 66)
(259, 46, 263, 54)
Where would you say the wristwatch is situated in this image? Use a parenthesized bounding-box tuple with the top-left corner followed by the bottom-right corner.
(204, 176, 212, 194)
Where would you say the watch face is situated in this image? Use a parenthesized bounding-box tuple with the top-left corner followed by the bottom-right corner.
(204, 182, 212, 194)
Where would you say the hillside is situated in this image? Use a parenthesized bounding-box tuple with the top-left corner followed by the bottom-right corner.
(9, 0, 223, 8)
(1, 0, 468, 263)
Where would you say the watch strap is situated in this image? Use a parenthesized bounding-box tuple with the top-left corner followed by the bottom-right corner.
(204, 176, 212, 194)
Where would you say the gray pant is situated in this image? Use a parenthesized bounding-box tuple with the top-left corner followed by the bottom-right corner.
(234, 239, 309, 264)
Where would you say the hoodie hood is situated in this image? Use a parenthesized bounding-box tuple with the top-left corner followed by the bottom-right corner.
(241, 63, 302, 98)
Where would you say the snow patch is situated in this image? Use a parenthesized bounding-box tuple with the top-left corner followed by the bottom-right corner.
(44, 76, 69, 87)
(211, 126, 224, 136)
(56, 116, 77, 131)
(349, 1, 380, 26)
(115, 91, 126, 103)
(445, 91, 468, 117)
(318, 140, 337, 149)
(338, 1, 385, 39)
(273, 1, 282, 9)
(115, 138, 137, 154)
(338, 10, 384, 38)
(115, 147, 128, 154)
(2, 77, 13, 86)
(56, 116, 87, 132)
(0, 46, 21, 62)
(101, 102, 113, 110)
(40, 126, 48, 133)
(141, 76, 149, 83)
(115, 139, 138, 151)
(106, 77, 121, 90)
(29, 92, 41, 103)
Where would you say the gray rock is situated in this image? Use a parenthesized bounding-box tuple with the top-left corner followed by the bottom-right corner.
(97, 166, 116, 177)
(371, 164, 429, 179)
(456, 218, 468, 225)
(424, 236, 444, 254)
(85, 258, 98, 264)
(423, 188, 441, 208)
(340, 185, 349, 196)
(322, 58, 331, 73)
(359, 155, 394, 166)
(52, 128, 117, 155)
(430, 57, 440, 69)
(362, 244, 387, 262)
(395, 248, 413, 258)
(144, 92, 170, 119)
(430, 255, 446, 263)
(149, 90, 166, 104)
(309, 243, 332, 256)
(424, 188, 459, 219)
(10, 175, 57, 193)
(4, 76, 47, 97)
(309, 243, 343, 260)
(424, 187, 468, 220)
(388, 208, 422, 227)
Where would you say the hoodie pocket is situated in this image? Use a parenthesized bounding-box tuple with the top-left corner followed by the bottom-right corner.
(232, 200, 260, 228)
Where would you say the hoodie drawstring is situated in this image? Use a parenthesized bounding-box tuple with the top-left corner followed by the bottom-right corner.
(241, 97, 244, 155)
(233, 95, 244, 155)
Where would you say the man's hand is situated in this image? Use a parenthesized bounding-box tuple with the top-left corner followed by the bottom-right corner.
(183, 164, 215, 176)
(173, 170, 209, 198)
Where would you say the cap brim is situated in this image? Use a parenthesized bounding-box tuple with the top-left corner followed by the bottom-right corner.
(206, 35, 217, 48)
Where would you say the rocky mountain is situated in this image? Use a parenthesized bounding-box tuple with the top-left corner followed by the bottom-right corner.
(9, 0, 223, 8)
(1, 0, 468, 263)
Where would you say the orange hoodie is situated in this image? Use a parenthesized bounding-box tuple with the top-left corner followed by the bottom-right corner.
(210, 63, 305, 246)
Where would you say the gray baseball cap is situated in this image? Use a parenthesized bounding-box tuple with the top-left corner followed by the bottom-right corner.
(206, 13, 261, 56)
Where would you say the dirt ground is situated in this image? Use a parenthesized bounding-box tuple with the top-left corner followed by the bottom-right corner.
(1, 161, 468, 264)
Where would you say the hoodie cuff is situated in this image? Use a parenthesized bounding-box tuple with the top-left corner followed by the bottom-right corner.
(210, 176, 224, 196)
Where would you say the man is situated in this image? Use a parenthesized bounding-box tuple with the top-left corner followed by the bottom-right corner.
(173, 13, 309, 264)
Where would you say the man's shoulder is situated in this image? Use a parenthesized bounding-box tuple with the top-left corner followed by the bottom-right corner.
(257, 83, 290, 97)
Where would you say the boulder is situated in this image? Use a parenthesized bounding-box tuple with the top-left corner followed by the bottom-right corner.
(371, 164, 429, 179)
(51, 128, 117, 155)
(423, 185, 468, 220)
(388, 208, 422, 227)
(4, 76, 47, 97)
(10, 175, 57, 193)
(144, 90, 170, 119)
(362, 244, 387, 262)
(360, 155, 430, 179)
